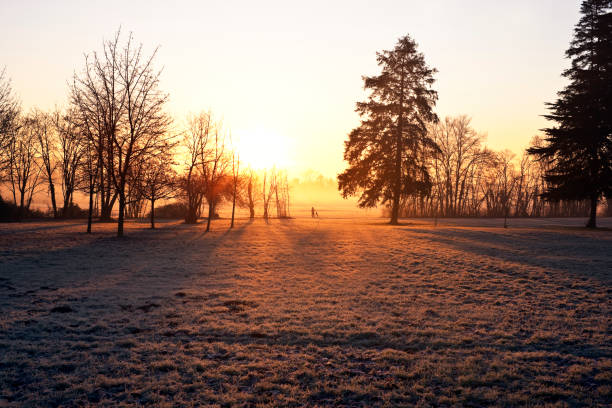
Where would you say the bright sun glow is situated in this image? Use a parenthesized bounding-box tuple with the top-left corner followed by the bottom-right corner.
(234, 128, 293, 170)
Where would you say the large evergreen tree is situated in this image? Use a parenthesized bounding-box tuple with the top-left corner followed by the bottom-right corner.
(529, 0, 612, 228)
(338, 35, 438, 224)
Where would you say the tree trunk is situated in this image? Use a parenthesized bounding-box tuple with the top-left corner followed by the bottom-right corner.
(390, 193, 400, 224)
(48, 181, 57, 218)
(87, 178, 94, 234)
(390, 76, 405, 226)
(390, 132, 402, 225)
(231, 187, 236, 228)
(100, 199, 114, 221)
(117, 192, 125, 237)
(99, 169, 116, 221)
(206, 200, 213, 232)
(98, 160, 110, 221)
(248, 180, 255, 219)
(150, 198, 155, 229)
(19, 178, 26, 211)
(586, 194, 597, 228)
(275, 188, 280, 218)
(63, 191, 72, 219)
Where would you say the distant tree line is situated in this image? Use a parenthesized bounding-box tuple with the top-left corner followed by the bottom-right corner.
(0, 30, 291, 236)
(393, 116, 606, 219)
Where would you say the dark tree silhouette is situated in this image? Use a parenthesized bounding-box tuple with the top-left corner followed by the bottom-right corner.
(80, 136, 99, 233)
(72, 99, 100, 232)
(7, 114, 42, 213)
(429, 116, 489, 217)
(70, 33, 122, 222)
(72, 29, 171, 236)
(0, 67, 19, 179)
(182, 112, 211, 224)
(244, 168, 259, 219)
(230, 152, 240, 228)
(201, 125, 229, 232)
(261, 169, 271, 221)
(31, 110, 59, 218)
(528, 0, 612, 228)
(52, 108, 84, 217)
(138, 152, 177, 229)
(338, 35, 439, 224)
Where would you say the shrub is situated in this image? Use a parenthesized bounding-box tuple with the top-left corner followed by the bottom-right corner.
(152, 202, 188, 219)
(0, 196, 47, 221)
(58, 203, 89, 219)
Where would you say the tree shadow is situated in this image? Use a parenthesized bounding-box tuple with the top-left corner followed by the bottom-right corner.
(0, 222, 87, 235)
(405, 226, 612, 283)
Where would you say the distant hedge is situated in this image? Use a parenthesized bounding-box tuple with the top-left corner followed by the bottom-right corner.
(0, 197, 47, 221)
(152, 202, 188, 219)
(0, 197, 91, 221)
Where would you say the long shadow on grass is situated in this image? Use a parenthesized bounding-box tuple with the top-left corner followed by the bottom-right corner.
(0, 221, 87, 235)
(0, 219, 256, 331)
(405, 227, 612, 283)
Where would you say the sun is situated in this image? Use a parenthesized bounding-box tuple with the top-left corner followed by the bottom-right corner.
(234, 127, 292, 170)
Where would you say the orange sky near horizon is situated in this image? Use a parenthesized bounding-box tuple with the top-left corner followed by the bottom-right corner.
(1, 0, 581, 178)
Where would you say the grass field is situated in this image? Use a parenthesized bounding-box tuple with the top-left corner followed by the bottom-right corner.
(1, 217, 611, 407)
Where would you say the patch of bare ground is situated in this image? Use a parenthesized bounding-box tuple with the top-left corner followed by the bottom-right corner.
(0, 217, 611, 406)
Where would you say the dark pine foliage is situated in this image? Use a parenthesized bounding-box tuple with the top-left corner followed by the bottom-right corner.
(338, 35, 438, 224)
(528, 0, 612, 228)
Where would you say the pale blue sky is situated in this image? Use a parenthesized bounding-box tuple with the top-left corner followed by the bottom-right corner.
(0, 0, 581, 176)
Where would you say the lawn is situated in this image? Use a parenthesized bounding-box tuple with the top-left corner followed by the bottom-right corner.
(1, 217, 611, 407)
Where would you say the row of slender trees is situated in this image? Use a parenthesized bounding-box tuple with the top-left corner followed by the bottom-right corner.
(395, 115, 603, 219)
(0, 30, 291, 236)
(180, 111, 290, 231)
(0, 107, 84, 217)
(339, 0, 611, 228)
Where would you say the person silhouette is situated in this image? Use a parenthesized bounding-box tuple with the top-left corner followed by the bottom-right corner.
(311, 207, 315, 218)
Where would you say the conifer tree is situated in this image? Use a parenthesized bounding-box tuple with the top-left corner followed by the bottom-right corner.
(529, 0, 612, 228)
(338, 35, 438, 224)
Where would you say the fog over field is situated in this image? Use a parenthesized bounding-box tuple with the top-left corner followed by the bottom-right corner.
(1, 217, 610, 406)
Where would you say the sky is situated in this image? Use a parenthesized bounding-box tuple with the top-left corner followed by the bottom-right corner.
(0, 0, 581, 178)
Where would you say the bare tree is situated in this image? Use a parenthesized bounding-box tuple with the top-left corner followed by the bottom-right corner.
(497, 150, 517, 227)
(0, 68, 19, 145)
(257, 167, 291, 220)
(125, 163, 147, 219)
(244, 168, 259, 219)
(0, 68, 20, 195)
(7, 115, 43, 214)
(113, 34, 171, 236)
(138, 151, 177, 229)
(31, 110, 59, 218)
(261, 168, 273, 221)
(181, 112, 211, 224)
(230, 151, 240, 228)
(274, 169, 290, 218)
(72, 99, 102, 232)
(53, 108, 84, 216)
(79, 137, 100, 233)
(200, 123, 229, 232)
(72, 29, 171, 236)
(430, 116, 488, 217)
(70, 32, 123, 222)
(480, 150, 517, 222)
